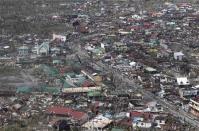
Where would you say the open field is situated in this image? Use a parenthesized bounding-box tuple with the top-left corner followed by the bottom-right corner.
(0, 67, 36, 90)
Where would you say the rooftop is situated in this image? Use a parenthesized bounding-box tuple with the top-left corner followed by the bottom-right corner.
(176, 77, 190, 86)
(46, 106, 87, 120)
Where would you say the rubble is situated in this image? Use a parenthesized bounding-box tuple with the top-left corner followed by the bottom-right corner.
(1, 0, 199, 131)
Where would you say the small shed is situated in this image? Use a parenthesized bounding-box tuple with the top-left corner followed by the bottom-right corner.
(174, 52, 184, 61)
(144, 67, 157, 74)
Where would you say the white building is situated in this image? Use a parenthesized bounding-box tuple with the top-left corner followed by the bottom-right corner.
(34, 42, 50, 56)
(52, 34, 66, 42)
(154, 116, 166, 128)
(133, 122, 152, 128)
(176, 77, 190, 86)
(174, 52, 184, 61)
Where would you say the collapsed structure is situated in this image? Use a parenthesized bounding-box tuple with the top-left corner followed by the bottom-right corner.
(0, 0, 199, 131)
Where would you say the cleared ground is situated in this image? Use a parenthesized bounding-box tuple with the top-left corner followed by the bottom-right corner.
(0, 67, 36, 90)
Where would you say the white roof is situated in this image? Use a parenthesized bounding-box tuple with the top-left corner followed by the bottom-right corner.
(129, 61, 136, 66)
(177, 77, 190, 85)
(192, 85, 199, 89)
(132, 14, 141, 19)
(174, 52, 184, 56)
(4, 46, 10, 49)
(145, 67, 157, 72)
(82, 115, 112, 129)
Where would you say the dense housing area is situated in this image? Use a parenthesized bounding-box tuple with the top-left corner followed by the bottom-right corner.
(1, 0, 199, 131)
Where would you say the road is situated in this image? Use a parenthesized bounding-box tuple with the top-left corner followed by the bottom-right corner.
(100, 60, 199, 127)
(94, 57, 199, 128)
(68, 33, 199, 128)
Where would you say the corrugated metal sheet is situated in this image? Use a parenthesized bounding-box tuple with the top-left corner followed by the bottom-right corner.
(16, 86, 32, 93)
(46, 106, 88, 121)
(40, 86, 60, 94)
